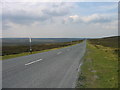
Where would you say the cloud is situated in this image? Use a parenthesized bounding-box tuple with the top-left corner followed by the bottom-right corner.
(42, 3, 73, 16)
(3, 19, 117, 38)
(63, 13, 117, 24)
(2, 2, 74, 25)
(2, 13, 50, 24)
(1, 0, 119, 2)
(2, 2, 118, 38)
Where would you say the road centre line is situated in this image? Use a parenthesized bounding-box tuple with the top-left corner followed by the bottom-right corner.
(25, 59, 42, 66)
(57, 52, 62, 55)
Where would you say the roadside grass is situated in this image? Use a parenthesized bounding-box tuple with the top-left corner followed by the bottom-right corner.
(1, 48, 58, 60)
(89, 36, 119, 48)
(2, 40, 83, 56)
(76, 41, 118, 88)
(1, 42, 82, 60)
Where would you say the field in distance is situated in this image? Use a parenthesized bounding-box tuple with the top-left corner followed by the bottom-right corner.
(2, 38, 84, 59)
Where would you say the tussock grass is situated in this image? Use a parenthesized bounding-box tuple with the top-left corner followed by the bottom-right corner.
(76, 40, 118, 88)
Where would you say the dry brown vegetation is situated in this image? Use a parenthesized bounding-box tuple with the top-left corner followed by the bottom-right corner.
(2, 40, 83, 56)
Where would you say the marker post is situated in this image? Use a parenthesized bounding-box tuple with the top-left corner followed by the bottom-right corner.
(29, 38, 32, 53)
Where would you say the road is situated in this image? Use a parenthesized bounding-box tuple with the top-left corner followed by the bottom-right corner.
(2, 40, 86, 88)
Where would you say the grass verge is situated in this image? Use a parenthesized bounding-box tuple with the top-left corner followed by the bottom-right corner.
(76, 41, 118, 88)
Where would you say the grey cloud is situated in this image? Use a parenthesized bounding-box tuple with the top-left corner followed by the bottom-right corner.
(2, 12, 51, 25)
(88, 17, 115, 23)
(2, 2, 72, 26)
(64, 14, 117, 24)
(42, 9, 69, 17)
(42, 3, 70, 17)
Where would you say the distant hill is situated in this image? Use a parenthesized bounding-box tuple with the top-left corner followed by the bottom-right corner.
(2, 38, 84, 46)
(89, 36, 119, 48)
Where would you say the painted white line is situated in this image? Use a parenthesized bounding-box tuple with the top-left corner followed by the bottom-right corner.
(78, 63, 82, 72)
(57, 52, 62, 55)
(25, 59, 42, 66)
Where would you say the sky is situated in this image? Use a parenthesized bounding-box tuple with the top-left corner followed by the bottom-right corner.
(1, 1, 118, 38)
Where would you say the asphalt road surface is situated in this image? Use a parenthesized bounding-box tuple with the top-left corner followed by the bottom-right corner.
(2, 40, 86, 88)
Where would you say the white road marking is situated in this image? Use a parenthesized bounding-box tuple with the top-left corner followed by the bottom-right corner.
(78, 63, 82, 72)
(57, 52, 62, 55)
(25, 59, 42, 66)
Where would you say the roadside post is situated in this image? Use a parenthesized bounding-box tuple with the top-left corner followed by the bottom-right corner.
(29, 38, 32, 53)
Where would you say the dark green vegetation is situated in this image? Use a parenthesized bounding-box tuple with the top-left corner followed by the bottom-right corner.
(89, 36, 119, 48)
(76, 36, 119, 88)
(89, 36, 120, 55)
(2, 40, 82, 56)
(2, 39, 83, 59)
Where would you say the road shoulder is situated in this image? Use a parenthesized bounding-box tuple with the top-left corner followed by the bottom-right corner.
(76, 41, 118, 88)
